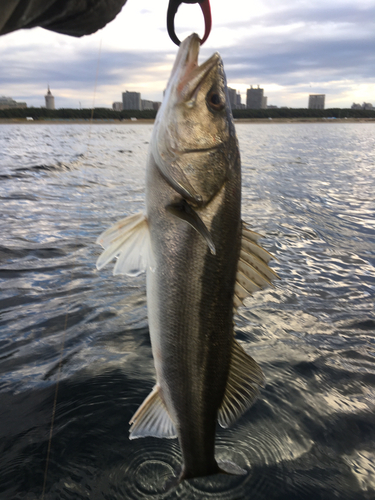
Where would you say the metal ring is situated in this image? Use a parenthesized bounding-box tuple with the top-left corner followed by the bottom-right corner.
(167, 0, 212, 46)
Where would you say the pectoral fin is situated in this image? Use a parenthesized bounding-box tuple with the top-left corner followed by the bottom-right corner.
(96, 212, 155, 276)
(166, 199, 216, 255)
(129, 385, 177, 439)
(218, 339, 265, 428)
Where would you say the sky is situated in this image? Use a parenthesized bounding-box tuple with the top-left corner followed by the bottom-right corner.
(0, 0, 374, 109)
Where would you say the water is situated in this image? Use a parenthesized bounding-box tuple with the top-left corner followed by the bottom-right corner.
(0, 122, 374, 499)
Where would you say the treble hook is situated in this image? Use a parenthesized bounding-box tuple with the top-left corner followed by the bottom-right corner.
(167, 0, 212, 46)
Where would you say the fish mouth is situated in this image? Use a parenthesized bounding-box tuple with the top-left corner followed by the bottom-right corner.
(176, 33, 220, 102)
(151, 34, 227, 207)
(169, 143, 221, 156)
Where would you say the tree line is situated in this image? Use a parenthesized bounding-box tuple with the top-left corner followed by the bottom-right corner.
(233, 108, 375, 119)
(0, 107, 374, 120)
(0, 107, 156, 120)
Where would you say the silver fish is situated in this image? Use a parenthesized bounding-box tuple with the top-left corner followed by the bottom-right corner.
(96, 33, 279, 483)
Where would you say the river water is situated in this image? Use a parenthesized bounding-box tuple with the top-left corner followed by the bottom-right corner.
(0, 122, 374, 499)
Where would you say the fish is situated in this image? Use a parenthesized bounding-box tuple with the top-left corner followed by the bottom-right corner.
(96, 33, 279, 484)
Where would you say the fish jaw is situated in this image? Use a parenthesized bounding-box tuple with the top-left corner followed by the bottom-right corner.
(151, 33, 237, 207)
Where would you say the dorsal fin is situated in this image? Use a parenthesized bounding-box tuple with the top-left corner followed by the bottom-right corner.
(234, 221, 280, 310)
(218, 339, 265, 428)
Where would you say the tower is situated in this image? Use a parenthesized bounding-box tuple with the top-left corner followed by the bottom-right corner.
(45, 86, 55, 110)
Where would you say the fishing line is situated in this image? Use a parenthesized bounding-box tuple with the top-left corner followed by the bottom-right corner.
(41, 37, 103, 500)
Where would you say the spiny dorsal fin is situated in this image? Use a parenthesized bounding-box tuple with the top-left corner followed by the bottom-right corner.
(234, 221, 280, 310)
(129, 385, 177, 440)
(96, 211, 155, 276)
(218, 339, 265, 428)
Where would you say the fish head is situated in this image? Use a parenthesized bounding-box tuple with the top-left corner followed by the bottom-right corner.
(151, 33, 238, 206)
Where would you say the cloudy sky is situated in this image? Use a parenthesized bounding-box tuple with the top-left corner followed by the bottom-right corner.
(0, 0, 374, 109)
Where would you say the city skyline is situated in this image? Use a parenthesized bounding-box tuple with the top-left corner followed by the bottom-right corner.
(0, 0, 373, 109)
(2, 85, 373, 112)
(1, 82, 373, 113)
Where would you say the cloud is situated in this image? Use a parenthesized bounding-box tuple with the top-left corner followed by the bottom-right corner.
(221, 37, 375, 85)
(212, 2, 375, 105)
(0, 0, 374, 108)
(0, 41, 172, 107)
(226, 2, 375, 29)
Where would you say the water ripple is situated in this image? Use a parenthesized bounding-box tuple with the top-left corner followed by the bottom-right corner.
(0, 123, 374, 499)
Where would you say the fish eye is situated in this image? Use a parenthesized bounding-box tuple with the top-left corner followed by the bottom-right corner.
(207, 91, 225, 111)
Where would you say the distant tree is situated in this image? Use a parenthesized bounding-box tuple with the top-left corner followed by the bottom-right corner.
(231, 108, 375, 119)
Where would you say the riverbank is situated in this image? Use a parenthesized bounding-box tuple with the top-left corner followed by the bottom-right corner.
(0, 117, 374, 125)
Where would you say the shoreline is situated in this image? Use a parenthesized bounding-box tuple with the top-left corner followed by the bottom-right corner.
(0, 117, 374, 125)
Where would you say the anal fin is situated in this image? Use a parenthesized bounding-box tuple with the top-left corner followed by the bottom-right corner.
(218, 339, 265, 428)
(129, 385, 177, 440)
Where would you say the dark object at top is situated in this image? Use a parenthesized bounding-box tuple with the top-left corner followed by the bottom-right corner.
(0, 0, 128, 37)
(167, 0, 212, 46)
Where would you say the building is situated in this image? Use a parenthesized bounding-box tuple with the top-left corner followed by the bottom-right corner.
(362, 102, 373, 110)
(122, 91, 141, 110)
(227, 87, 236, 109)
(112, 102, 123, 111)
(122, 91, 161, 112)
(236, 92, 242, 109)
(141, 99, 154, 110)
(0, 96, 27, 109)
(351, 102, 373, 110)
(308, 94, 325, 109)
(45, 86, 55, 109)
(227, 87, 242, 110)
(246, 85, 267, 109)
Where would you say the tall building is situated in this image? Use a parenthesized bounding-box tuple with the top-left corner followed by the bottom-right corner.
(227, 87, 242, 110)
(227, 87, 237, 110)
(45, 86, 55, 109)
(308, 94, 325, 109)
(236, 92, 242, 109)
(122, 91, 141, 110)
(112, 102, 123, 111)
(246, 85, 267, 109)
